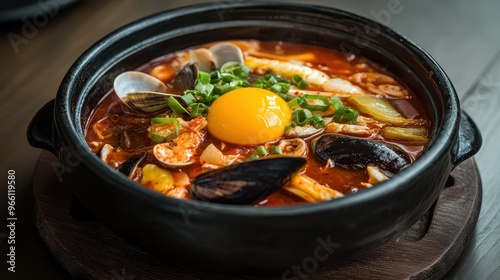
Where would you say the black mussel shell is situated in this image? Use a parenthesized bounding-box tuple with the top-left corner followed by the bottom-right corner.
(172, 63, 198, 92)
(191, 157, 307, 204)
(118, 153, 146, 177)
(312, 134, 410, 173)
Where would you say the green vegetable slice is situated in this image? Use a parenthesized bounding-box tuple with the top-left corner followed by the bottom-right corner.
(292, 74, 309, 89)
(303, 95, 330, 112)
(150, 118, 180, 142)
(168, 97, 190, 116)
(249, 145, 269, 160)
(381, 126, 428, 144)
(348, 95, 423, 125)
(269, 145, 283, 155)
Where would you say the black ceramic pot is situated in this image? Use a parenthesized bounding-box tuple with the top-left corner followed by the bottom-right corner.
(28, 1, 481, 274)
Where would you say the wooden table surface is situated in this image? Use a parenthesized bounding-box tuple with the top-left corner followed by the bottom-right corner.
(1, 0, 499, 279)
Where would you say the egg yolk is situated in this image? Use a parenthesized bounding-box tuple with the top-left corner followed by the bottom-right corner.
(207, 88, 292, 145)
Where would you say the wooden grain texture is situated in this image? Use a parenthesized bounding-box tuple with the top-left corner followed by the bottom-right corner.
(444, 52, 500, 280)
(1, 0, 500, 279)
(33, 152, 481, 280)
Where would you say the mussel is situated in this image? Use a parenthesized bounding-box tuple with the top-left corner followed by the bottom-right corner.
(191, 157, 306, 204)
(118, 153, 146, 178)
(171, 63, 199, 92)
(312, 133, 410, 173)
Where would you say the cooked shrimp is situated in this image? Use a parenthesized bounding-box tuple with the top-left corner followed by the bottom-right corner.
(245, 56, 366, 95)
(324, 116, 384, 137)
(349, 72, 408, 97)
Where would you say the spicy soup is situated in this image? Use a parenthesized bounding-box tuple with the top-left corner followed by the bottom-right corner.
(85, 40, 430, 207)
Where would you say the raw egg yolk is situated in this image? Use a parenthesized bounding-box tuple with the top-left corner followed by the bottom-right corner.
(207, 88, 292, 145)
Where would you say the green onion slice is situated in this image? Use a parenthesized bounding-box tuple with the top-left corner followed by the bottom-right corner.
(292, 74, 309, 89)
(150, 118, 180, 142)
(168, 97, 190, 115)
(198, 71, 211, 84)
(330, 96, 344, 110)
(333, 107, 359, 124)
(292, 109, 313, 125)
(303, 94, 330, 112)
(288, 96, 307, 109)
(269, 145, 282, 155)
(249, 145, 269, 160)
(180, 93, 197, 105)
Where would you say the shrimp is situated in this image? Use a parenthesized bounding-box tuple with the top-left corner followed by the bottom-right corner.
(245, 56, 366, 95)
(324, 116, 384, 137)
(153, 116, 208, 168)
(349, 72, 408, 98)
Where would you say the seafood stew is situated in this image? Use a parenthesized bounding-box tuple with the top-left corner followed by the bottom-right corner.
(84, 40, 430, 206)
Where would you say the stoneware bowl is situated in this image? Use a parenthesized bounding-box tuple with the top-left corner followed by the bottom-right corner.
(27, 1, 481, 274)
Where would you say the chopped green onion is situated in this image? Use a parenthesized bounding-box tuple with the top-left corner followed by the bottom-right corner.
(198, 71, 211, 84)
(285, 121, 297, 132)
(151, 117, 174, 124)
(292, 74, 309, 89)
(269, 145, 282, 155)
(333, 107, 359, 124)
(311, 114, 326, 128)
(253, 73, 291, 99)
(249, 145, 269, 160)
(288, 96, 307, 109)
(150, 118, 180, 142)
(292, 109, 313, 125)
(303, 94, 330, 112)
(180, 93, 197, 105)
(330, 96, 344, 110)
(220, 61, 250, 79)
(168, 97, 190, 115)
(190, 103, 201, 116)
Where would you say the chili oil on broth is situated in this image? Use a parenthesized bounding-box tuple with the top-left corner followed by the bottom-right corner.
(84, 40, 431, 207)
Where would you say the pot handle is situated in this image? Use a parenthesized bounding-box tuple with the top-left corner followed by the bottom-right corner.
(27, 99, 58, 156)
(451, 110, 482, 169)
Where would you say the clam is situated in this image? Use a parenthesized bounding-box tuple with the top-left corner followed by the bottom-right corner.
(188, 43, 244, 72)
(100, 143, 114, 163)
(171, 63, 199, 92)
(191, 157, 306, 204)
(209, 42, 245, 68)
(189, 48, 216, 72)
(312, 134, 410, 173)
(113, 65, 199, 113)
(113, 71, 176, 113)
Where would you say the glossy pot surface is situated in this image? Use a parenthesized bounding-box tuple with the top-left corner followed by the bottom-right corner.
(28, 1, 481, 274)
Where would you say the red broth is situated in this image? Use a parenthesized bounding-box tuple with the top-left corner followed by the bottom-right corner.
(84, 40, 430, 207)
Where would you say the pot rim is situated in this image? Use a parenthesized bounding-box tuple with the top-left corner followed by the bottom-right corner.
(55, 1, 458, 217)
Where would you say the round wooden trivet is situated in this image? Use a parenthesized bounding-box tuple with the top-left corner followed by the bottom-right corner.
(33, 151, 481, 280)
